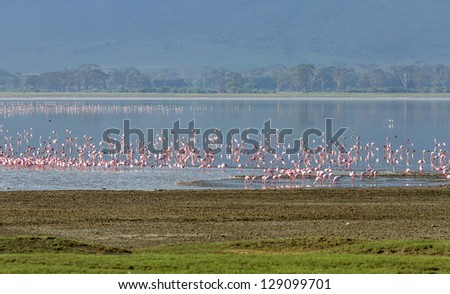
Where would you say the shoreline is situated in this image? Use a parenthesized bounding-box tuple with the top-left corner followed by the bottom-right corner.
(2, 187, 449, 248)
(2, 187, 449, 273)
(1, 92, 450, 100)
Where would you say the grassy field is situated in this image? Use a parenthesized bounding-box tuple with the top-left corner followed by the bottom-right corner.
(1, 236, 450, 274)
(1, 188, 449, 273)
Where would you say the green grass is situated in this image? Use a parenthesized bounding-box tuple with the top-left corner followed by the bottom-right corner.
(3, 252, 449, 274)
(1, 236, 449, 273)
(0, 236, 131, 255)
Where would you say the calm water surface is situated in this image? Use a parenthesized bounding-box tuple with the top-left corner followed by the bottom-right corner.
(0, 97, 449, 190)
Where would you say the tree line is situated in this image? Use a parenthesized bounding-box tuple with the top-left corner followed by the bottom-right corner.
(1, 63, 450, 93)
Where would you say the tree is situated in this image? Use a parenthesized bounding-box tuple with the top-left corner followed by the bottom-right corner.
(392, 65, 417, 92)
(200, 69, 228, 92)
(73, 64, 108, 91)
(106, 68, 150, 92)
(22, 75, 43, 91)
(290, 64, 317, 92)
(267, 65, 288, 92)
(322, 66, 351, 91)
(225, 71, 244, 93)
(412, 65, 432, 92)
(430, 64, 449, 92)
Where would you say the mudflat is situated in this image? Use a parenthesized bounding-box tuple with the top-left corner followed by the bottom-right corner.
(1, 188, 449, 248)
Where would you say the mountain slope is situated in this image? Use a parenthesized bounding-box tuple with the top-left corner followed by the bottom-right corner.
(1, 0, 450, 73)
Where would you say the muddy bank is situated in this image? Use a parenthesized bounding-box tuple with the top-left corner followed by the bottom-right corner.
(1, 188, 449, 248)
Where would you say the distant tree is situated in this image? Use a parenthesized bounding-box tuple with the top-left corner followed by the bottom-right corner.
(412, 65, 433, 92)
(150, 68, 180, 80)
(199, 69, 228, 92)
(2, 62, 449, 94)
(243, 67, 276, 92)
(23, 75, 44, 91)
(224, 71, 244, 93)
(106, 67, 150, 92)
(290, 64, 317, 92)
(429, 64, 449, 92)
(152, 78, 188, 89)
(317, 67, 334, 92)
(322, 66, 352, 91)
(267, 65, 288, 92)
(391, 65, 418, 92)
(249, 76, 277, 92)
(368, 68, 386, 90)
(72, 64, 108, 91)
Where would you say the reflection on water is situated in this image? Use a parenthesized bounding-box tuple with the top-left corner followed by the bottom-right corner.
(0, 101, 184, 117)
(0, 97, 449, 190)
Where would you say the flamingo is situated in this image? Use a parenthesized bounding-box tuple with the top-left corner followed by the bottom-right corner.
(332, 176, 341, 186)
(349, 171, 355, 181)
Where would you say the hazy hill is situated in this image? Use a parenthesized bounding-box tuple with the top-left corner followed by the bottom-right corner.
(1, 0, 450, 73)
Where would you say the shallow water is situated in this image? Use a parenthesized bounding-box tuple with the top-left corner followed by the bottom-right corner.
(0, 97, 449, 190)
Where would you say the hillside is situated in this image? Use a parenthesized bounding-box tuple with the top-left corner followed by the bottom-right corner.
(1, 0, 450, 73)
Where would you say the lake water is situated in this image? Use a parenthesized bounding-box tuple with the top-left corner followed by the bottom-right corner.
(0, 97, 449, 190)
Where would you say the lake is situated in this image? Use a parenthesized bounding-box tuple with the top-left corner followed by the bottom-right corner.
(0, 97, 449, 190)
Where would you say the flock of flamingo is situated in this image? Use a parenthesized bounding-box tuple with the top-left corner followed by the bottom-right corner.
(0, 123, 449, 189)
(242, 135, 450, 188)
(0, 100, 449, 189)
